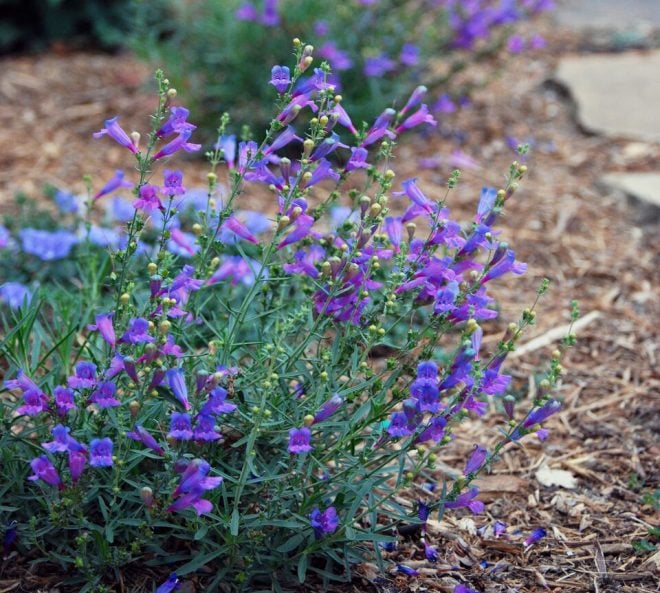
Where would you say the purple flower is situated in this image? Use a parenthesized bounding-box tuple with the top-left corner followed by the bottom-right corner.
(93, 116, 138, 153)
(364, 55, 396, 77)
(433, 94, 456, 114)
(400, 85, 427, 117)
(524, 400, 561, 428)
(523, 527, 546, 547)
(464, 445, 488, 475)
(54, 386, 76, 415)
(17, 389, 49, 416)
(68, 362, 97, 389)
(361, 108, 396, 147)
(318, 42, 353, 70)
(530, 34, 547, 50)
(154, 128, 201, 160)
(161, 170, 186, 196)
(313, 394, 343, 424)
(89, 381, 120, 409)
(89, 438, 113, 467)
(311, 133, 348, 162)
(87, 312, 116, 349)
(157, 107, 192, 138)
(330, 103, 357, 135)
(168, 458, 223, 515)
(126, 424, 165, 455)
(345, 147, 368, 171)
(310, 506, 339, 537)
(507, 34, 525, 53)
(168, 412, 194, 441)
(0, 282, 32, 309)
(200, 387, 237, 415)
(221, 216, 259, 244)
(42, 424, 78, 453)
(214, 134, 237, 168)
(454, 585, 479, 593)
(134, 184, 164, 214)
(156, 573, 180, 593)
(166, 368, 190, 410)
(306, 158, 340, 187)
(19, 228, 78, 261)
(68, 447, 86, 482)
(261, 0, 279, 26)
(54, 189, 79, 213)
(445, 487, 484, 514)
(288, 427, 312, 454)
(94, 170, 133, 200)
(395, 104, 437, 134)
(493, 520, 507, 537)
(396, 565, 419, 576)
(415, 416, 448, 444)
(193, 414, 222, 441)
(235, 2, 258, 21)
(120, 318, 154, 344)
(400, 43, 420, 66)
(28, 456, 63, 489)
(269, 65, 290, 93)
(424, 542, 439, 562)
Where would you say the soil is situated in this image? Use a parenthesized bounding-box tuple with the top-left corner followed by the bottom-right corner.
(0, 18, 658, 593)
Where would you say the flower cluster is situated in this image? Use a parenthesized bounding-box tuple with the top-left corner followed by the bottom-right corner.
(0, 48, 573, 591)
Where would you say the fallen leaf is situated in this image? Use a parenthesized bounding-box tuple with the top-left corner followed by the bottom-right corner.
(535, 463, 578, 489)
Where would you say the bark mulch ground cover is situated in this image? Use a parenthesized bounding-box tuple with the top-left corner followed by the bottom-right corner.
(0, 30, 658, 593)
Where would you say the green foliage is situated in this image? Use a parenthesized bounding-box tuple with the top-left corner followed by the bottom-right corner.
(0, 0, 134, 53)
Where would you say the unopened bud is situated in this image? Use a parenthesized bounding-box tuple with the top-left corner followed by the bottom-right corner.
(192, 223, 203, 236)
(277, 215, 290, 230)
(384, 169, 396, 180)
(303, 414, 315, 427)
(369, 203, 382, 217)
(158, 320, 171, 334)
(166, 88, 177, 99)
(120, 293, 130, 305)
(207, 172, 217, 183)
(334, 94, 342, 103)
(211, 257, 220, 268)
(319, 115, 329, 127)
(129, 400, 140, 417)
(147, 262, 157, 274)
(130, 132, 141, 150)
(301, 56, 313, 71)
(405, 222, 416, 241)
(465, 319, 479, 334)
(140, 486, 154, 507)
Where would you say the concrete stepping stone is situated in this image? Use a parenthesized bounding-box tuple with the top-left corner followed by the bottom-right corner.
(600, 172, 660, 223)
(555, 51, 660, 142)
(554, 0, 660, 32)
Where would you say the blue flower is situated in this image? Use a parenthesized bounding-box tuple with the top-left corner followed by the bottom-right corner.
(0, 282, 32, 309)
(19, 228, 78, 261)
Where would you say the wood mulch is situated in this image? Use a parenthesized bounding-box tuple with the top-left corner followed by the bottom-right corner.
(0, 21, 658, 593)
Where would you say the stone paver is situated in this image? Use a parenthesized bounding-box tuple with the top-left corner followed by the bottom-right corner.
(554, 51, 660, 142)
(554, 0, 660, 31)
(600, 172, 660, 222)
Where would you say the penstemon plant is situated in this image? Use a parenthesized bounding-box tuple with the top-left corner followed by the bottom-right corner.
(0, 42, 576, 593)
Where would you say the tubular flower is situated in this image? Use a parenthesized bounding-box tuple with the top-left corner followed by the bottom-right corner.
(28, 456, 63, 489)
(89, 438, 113, 467)
(93, 117, 138, 153)
(310, 506, 339, 538)
(94, 170, 133, 200)
(288, 427, 312, 454)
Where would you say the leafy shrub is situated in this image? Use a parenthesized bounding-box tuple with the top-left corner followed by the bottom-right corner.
(133, 0, 553, 134)
(0, 44, 574, 592)
(0, 0, 134, 53)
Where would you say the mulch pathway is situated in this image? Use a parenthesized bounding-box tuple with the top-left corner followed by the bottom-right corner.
(0, 22, 658, 593)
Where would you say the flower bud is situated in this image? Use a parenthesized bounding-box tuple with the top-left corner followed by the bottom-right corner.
(405, 222, 416, 241)
(211, 257, 220, 268)
(369, 203, 382, 217)
(140, 486, 154, 508)
(303, 414, 315, 427)
(158, 320, 171, 334)
(192, 223, 203, 236)
(119, 293, 130, 305)
(303, 138, 314, 156)
(166, 88, 177, 99)
(319, 115, 329, 127)
(147, 262, 158, 274)
(277, 215, 290, 230)
(130, 132, 141, 151)
(301, 56, 313, 71)
(207, 172, 217, 183)
(128, 400, 140, 417)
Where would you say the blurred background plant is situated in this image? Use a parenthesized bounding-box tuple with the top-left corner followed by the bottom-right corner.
(132, 0, 553, 136)
(0, 0, 135, 53)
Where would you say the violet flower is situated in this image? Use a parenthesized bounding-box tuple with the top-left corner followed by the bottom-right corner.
(28, 455, 63, 489)
(67, 362, 97, 389)
(168, 413, 193, 441)
(424, 542, 439, 562)
(214, 134, 237, 168)
(464, 445, 488, 475)
(445, 487, 484, 514)
(157, 107, 192, 138)
(153, 128, 201, 160)
(396, 565, 419, 576)
(288, 427, 312, 454)
(156, 573, 180, 593)
(345, 147, 368, 171)
(89, 438, 113, 467)
(313, 394, 343, 424)
(221, 216, 259, 244)
(126, 424, 165, 455)
(261, 0, 279, 26)
(120, 318, 154, 344)
(400, 43, 420, 66)
(200, 387, 237, 415)
(364, 54, 396, 77)
(0, 282, 32, 310)
(161, 169, 186, 196)
(523, 527, 546, 547)
(68, 447, 87, 482)
(89, 381, 120, 409)
(193, 415, 222, 442)
(19, 228, 78, 261)
(167, 458, 223, 515)
(93, 116, 138, 153)
(310, 506, 339, 538)
(54, 386, 76, 416)
(17, 389, 49, 417)
(395, 104, 437, 134)
(134, 184, 164, 214)
(400, 85, 427, 116)
(269, 65, 290, 93)
(166, 368, 191, 410)
(42, 425, 78, 453)
(94, 170, 133, 200)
